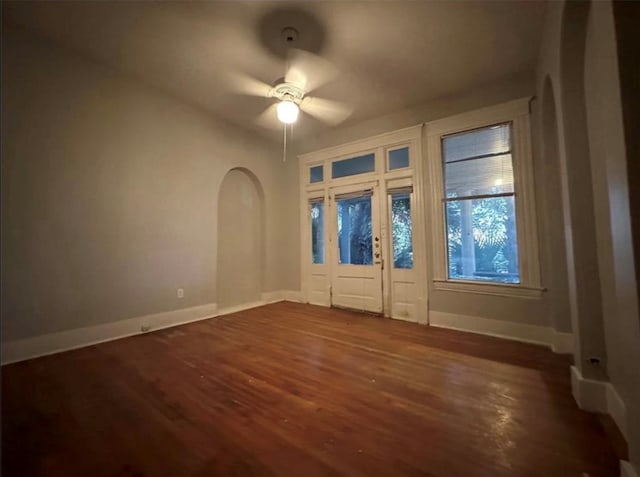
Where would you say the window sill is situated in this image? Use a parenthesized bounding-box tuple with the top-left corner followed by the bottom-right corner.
(432, 279, 545, 298)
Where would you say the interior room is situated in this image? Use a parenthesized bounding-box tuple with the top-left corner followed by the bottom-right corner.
(2, 1, 639, 476)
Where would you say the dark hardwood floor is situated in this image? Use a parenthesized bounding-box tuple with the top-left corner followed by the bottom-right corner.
(2, 302, 621, 477)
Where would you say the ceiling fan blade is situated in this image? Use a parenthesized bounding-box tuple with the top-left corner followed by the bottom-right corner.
(255, 103, 282, 130)
(224, 71, 273, 97)
(300, 96, 353, 126)
(285, 48, 338, 93)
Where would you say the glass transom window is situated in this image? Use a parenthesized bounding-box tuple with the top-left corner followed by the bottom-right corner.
(332, 153, 375, 179)
(310, 165, 324, 183)
(388, 147, 410, 170)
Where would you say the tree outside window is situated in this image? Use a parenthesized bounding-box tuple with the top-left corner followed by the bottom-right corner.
(442, 123, 520, 284)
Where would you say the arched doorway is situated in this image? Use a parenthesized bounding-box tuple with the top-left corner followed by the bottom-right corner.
(559, 0, 607, 379)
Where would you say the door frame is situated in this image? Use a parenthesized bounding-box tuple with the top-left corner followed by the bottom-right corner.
(298, 124, 428, 324)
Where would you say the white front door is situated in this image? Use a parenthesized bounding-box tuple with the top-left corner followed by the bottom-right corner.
(329, 182, 383, 313)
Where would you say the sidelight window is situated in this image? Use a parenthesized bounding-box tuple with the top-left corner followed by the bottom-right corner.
(310, 199, 324, 264)
(390, 192, 413, 269)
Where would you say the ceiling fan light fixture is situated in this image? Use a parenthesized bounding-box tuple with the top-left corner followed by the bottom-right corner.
(277, 99, 299, 124)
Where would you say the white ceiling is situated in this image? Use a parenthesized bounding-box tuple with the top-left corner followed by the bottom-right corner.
(3, 1, 547, 142)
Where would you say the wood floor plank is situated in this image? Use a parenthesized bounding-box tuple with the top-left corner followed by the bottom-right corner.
(2, 302, 620, 476)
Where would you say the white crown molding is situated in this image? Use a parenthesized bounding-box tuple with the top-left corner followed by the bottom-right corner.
(424, 97, 531, 137)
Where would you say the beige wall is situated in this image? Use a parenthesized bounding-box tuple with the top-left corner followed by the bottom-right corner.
(537, 0, 640, 470)
(583, 1, 640, 469)
(532, 83, 572, 333)
(0, 26, 293, 342)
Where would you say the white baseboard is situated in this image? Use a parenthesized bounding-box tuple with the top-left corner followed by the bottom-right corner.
(570, 365, 608, 412)
(261, 290, 285, 304)
(607, 383, 628, 440)
(217, 300, 266, 317)
(260, 289, 302, 305)
(571, 365, 629, 443)
(621, 461, 639, 477)
(1, 302, 218, 365)
(429, 310, 556, 348)
(2, 290, 304, 365)
(282, 290, 302, 302)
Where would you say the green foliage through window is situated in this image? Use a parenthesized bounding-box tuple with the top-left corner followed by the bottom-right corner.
(391, 193, 413, 268)
(311, 201, 324, 264)
(337, 196, 373, 265)
(442, 123, 520, 284)
(445, 194, 519, 283)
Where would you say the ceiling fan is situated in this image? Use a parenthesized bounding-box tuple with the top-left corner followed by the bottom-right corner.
(229, 27, 353, 131)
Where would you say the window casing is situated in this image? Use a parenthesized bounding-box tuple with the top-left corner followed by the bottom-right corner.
(426, 99, 542, 297)
(442, 123, 519, 284)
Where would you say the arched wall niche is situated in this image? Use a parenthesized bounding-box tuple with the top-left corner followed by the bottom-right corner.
(216, 167, 266, 310)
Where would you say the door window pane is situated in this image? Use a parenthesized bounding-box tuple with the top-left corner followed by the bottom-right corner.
(445, 196, 519, 283)
(391, 193, 413, 268)
(310, 165, 324, 183)
(389, 147, 410, 170)
(311, 201, 324, 264)
(332, 153, 375, 179)
(337, 195, 372, 265)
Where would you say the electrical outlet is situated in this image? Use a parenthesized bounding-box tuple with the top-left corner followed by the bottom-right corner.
(177, 288, 184, 298)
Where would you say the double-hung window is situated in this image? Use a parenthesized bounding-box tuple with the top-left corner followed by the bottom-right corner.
(443, 123, 518, 283)
(426, 99, 542, 296)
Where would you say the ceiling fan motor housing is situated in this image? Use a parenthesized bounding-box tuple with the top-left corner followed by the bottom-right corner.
(270, 82, 305, 103)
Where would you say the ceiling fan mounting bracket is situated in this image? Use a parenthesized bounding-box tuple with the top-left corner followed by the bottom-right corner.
(281, 27, 299, 44)
(269, 83, 305, 103)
